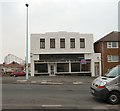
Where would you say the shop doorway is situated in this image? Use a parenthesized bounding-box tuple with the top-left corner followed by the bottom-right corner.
(50, 64, 55, 76)
(95, 62, 100, 76)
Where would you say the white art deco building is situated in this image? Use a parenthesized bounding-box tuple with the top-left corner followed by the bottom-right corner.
(30, 31, 101, 77)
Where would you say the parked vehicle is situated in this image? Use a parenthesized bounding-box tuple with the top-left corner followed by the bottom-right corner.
(0, 69, 5, 76)
(90, 65, 120, 104)
(11, 70, 26, 77)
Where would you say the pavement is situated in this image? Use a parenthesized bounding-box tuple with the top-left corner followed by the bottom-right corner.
(2, 75, 96, 85)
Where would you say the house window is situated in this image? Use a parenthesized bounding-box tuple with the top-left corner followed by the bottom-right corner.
(40, 39, 45, 49)
(50, 38, 55, 48)
(80, 38, 85, 48)
(107, 55, 119, 62)
(60, 38, 65, 48)
(70, 38, 75, 48)
(107, 42, 118, 48)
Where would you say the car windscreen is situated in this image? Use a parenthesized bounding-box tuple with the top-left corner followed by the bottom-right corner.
(105, 66, 120, 78)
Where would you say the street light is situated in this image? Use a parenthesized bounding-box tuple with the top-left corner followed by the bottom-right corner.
(25, 3, 29, 80)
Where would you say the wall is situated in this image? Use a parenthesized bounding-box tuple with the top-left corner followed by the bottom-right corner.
(30, 32, 101, 77)
(31, 32, 94, 54)
(85, 53, 101, 77)
(94, 41, 120, 75)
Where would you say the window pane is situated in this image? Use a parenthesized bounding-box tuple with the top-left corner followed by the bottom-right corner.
(107, 55, 119, 62)
(70, 38, 75, 48)
(80, 38, 85, 48)
(112, 42, 117, 47)
(107, 42, 118, 48)
(71, 63, 80, 72)
(40, 54, 84, 61)
(60, 38, 65, 48)
(112, 56, 119, 61)
(106, 66, 120, 77)
(40, 39, 45, 49)
(35, 63, 48, 73)
(107, 55, 111, 61)
(81, 63, 91, 71)
(57, 63, 69, 72)
(107, 42, 111, 48)
(50, 39, 55, 48)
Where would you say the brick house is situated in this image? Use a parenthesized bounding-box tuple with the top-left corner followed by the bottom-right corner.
(94, 31, 120, 75)
(3, 61, 24, 74)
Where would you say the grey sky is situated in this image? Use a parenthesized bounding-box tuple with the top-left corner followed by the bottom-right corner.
(0, 0, 119, 63)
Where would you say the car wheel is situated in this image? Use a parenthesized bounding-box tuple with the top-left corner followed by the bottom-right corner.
(107, 92, 120, 105)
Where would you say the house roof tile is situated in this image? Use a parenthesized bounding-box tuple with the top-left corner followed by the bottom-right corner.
(3, 61, 23, 68)
(95, 31, 120, 43)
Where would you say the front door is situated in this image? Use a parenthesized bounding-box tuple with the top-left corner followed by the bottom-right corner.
(94, 62, 99, 77)
(50, 64, 55, 76)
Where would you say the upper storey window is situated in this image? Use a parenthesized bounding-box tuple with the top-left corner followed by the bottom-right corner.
(107, 55, 119, 62)
(60, 38, 65, 48)
(70, 38, 75, 48)
(107, 42, 118, 48)
(40, 39, 45, 49)
(50, 38, 55, 48)
(80, 38, 85, 48)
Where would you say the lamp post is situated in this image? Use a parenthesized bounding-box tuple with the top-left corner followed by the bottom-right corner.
(25, 4, 29, 80)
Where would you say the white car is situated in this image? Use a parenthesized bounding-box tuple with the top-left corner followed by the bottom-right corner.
(91, 65, 120, 104)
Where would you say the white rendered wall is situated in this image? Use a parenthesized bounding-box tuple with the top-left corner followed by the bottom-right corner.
(31, 32, 94, 55)
(30, 32, 101, 77)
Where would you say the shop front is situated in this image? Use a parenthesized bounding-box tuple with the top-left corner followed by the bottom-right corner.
(34, 59, 91, 76)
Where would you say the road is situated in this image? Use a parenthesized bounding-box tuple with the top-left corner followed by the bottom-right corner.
(2, 84, 120, 110)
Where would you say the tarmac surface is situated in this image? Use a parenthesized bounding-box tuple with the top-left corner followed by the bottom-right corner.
(2, 75, 96, 85)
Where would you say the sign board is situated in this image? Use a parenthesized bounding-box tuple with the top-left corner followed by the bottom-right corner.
(80, 59, 87, 64)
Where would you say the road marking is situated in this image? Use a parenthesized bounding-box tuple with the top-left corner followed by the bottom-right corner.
(48, 82, 63, 85)
(106, 104, 118, 107)
(42, 105, 62, 107)
(41, 82, 63, 85)
(31, 81, 37, 83)
(73, 81, 83, 84)
(17, 80, 27, 82)
(92, 106, 108, 110)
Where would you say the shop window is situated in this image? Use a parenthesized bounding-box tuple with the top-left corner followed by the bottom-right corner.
(81, 62, 91, 71)
(71, 63, 80, 72)
(35, 63, 48, 73)
(57, 63, 69, 72)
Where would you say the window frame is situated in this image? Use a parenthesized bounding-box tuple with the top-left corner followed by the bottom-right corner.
(40, 38, 45, 49)
(107, 55, 119, 62)
(50, 38, 55, 48)
(60, 38, 65, 48)
(70, 38, 75, 48)
(107, 42, 118, 48)
(80, 38, 85, 48)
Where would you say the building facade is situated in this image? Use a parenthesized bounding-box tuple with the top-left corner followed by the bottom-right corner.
(94, 31, 120, 75)
(31, 31, 101, 77)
